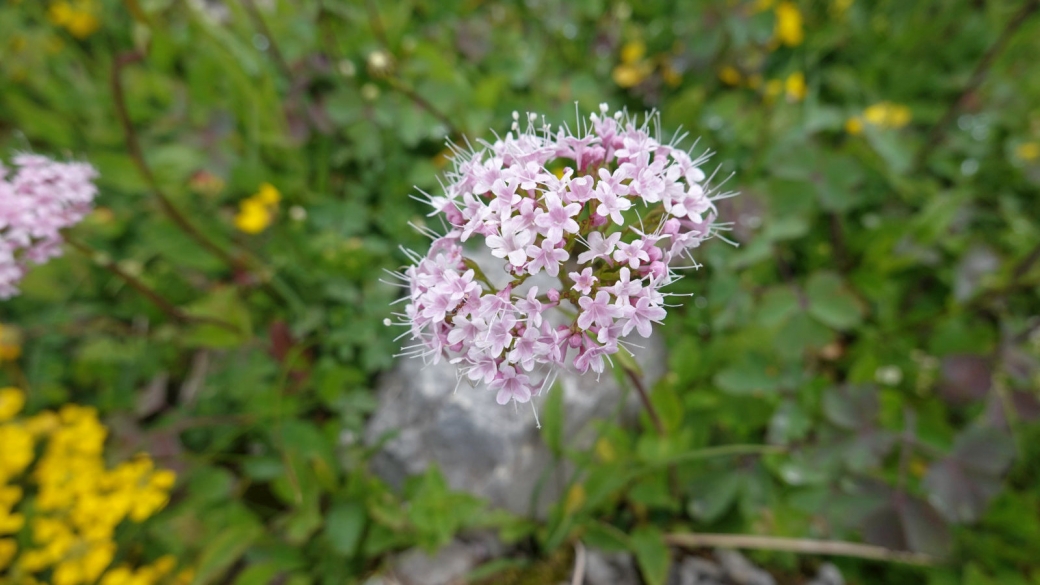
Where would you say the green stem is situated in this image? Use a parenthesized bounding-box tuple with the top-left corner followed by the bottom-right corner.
(66, 237, 242, 335)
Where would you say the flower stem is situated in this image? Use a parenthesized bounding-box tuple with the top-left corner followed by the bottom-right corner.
(622, 362, 665, 436)
(915, 0, 1040, 168)
(66, 237, 242, 334)
(110, 52, 243, 273)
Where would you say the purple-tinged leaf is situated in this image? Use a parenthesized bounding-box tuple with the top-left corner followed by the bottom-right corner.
(823, 384, 879, 430)
(937, 354, 992, 404)
(862, 492, 952, 557)
(922, 426, 1014, 523)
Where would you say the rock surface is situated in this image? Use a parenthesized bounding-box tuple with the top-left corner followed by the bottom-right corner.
(584, 548, 641, 585)
(365, 336, 663, 517)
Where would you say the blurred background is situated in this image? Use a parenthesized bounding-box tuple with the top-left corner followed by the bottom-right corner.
(2, 1, 1040, 584)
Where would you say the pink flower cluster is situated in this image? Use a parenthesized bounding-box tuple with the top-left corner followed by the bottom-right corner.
(389, 107, 725, 407)
(0, 154, 99, 298)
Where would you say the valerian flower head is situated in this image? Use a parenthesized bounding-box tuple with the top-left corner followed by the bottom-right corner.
(0, 155, 99, 299)
(386, 106, 731, 411)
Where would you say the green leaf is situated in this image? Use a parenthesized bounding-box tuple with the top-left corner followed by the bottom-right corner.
(541, 382, 565, 458)
(805, 272, 864, 330)
(757, 286, 799, 328)
(630, 525, 671, 585)
(183, 287, 252, 348)
(687, 472, 741, 522)
(324, 502, 366, 557)
(194, 514, 264, 583)
(713, 356, 781, 395)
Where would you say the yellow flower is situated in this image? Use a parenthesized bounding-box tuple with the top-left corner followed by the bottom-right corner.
(620, 40, 646, 64)
(0, 388, 25, 422)
(774, 2, 805, 47)
(1015, 141, 1040, 162)
(2, 401, 184, 582)
(613, 40, 653, 88)
(0, 538, 16, 572)
(255, 182, 281, 206)
(845, 116, 864, 135)
(0, 325, 22, 363)
(718, 65, 742, 86)
(23, 411, 59, 437)
(234, 183, 281, 234)
(612, 62, 653, 88)
(785, 71, 807, 101)
(48, 0, 101, 39)
(234, 200, 272, 234)
(0, 424, 33, 482)
(862, 101, 912, 129)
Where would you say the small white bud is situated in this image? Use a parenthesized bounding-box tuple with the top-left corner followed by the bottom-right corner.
(512, 111, 519, 120)
(289, 205, 307, 221)
(383, 318, 392, 326)
(599, 103, 609, 114)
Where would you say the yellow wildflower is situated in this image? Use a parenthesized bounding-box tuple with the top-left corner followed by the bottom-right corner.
(620, 40, 646, 64)
(862, 101, 912, 129)
(774, 2, 805, 47)
(0, 538, 16, 572)
(719, 65, 742, 86)
(845, 117, 864, 135)
(785, 71, 807, 101)
(1015, 142, 1040, 161)
(613, 40, 653, 88)
(0, 325, 22, 362)
(234, 183, 281, 234)
(612, 62, 653, 88)
(48, 1, 101, 39)
(0, 388, 25, 422)
(0, 399, 185, 582)
(0, 424, 33, 483)
(255, 182, 281, 206)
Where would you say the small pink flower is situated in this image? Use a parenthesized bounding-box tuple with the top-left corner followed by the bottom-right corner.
(570, 267, 597, 295)
(491, 364, 532, 405)
(0, 154, 98, 299)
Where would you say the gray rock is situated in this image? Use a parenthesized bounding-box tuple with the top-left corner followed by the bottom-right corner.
(584, 549, 641, 585)
(807, 563, 845, 585)
(669, 556, 724, 585)
(366, 330, 663, 517)
(715, 550, 776, 585)
(388, 536, 500, 585)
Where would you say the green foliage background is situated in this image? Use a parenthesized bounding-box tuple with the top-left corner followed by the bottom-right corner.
(2, 0, 1040, 583)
